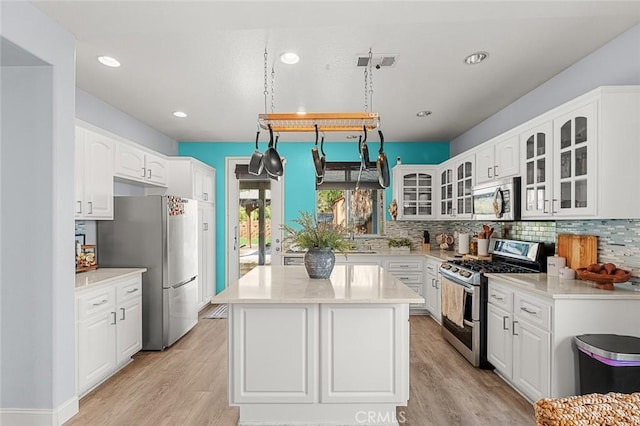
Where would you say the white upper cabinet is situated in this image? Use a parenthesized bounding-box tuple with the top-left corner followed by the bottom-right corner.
(519, 87, 640, 220)
(521, 121, 553, 219)
(552, 103, 596, 217)
(115, 142, 168, 187)
(437, 154, 474, 219)
(392, 165, 437, 220)
(75, 126, 114, 220)
(475, 135, 520, 185)
(167, 158, 216, 204)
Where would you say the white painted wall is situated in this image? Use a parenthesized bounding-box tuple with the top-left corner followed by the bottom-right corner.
(76, 88, 177, 156)
(451, 24, 640, 155)
(0, 0, 77, 421)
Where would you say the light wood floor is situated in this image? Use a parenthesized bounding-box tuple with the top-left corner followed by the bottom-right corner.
(67, 307, 534, 426)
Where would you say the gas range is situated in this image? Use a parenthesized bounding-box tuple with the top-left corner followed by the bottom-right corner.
(440, 259, 539, 285)
(439, 238, 546, 285)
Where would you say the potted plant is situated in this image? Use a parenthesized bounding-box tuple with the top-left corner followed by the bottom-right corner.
(282, 211, 352, 279)
(388, 237, 413, 253)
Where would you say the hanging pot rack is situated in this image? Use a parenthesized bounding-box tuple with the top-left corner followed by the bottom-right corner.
(257, 112, 379, 133)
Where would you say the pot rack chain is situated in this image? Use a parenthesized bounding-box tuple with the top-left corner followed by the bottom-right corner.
(263, 49, 269, 114)
(364, 48, 374, 113)
(257, 47, 380, 132)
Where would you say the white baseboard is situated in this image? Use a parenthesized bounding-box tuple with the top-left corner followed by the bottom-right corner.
(1, 395, 79, 426)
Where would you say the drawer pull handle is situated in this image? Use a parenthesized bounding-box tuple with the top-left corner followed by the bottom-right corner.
(520, 306, 538, 315)
(503, 316, 509, 330)
(512, 320, 519, 336)
(399, 276, 410, 280)
(127, 288, 139, 294)
(111, 311, 117, 325)
(120, 307, 126, 320)
(92, 299, 108, 306)
(398, 264, 410, 268)
(491, 295, 504, 301)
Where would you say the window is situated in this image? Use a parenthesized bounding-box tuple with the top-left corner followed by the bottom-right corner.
(316, 188, 385, 236)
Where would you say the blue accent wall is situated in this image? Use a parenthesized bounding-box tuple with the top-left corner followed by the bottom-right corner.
(178, 140, 449, 293)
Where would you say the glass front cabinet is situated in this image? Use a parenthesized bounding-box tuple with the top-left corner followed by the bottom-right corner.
(437, 155, 474, 219)
(552, 103, 596, 217)
(521, 121, 553, 219)
(392, 165, 437, 220)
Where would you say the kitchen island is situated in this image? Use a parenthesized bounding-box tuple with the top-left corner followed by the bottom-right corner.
(211, 264, 424, 426)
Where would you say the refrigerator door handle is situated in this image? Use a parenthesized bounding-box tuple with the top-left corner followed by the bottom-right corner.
(170, 275, 197, 290)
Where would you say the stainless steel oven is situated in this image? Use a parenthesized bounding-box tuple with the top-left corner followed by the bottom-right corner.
(440, 275, 482, 367)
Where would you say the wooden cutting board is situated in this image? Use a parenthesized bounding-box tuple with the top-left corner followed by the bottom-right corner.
(556, 234, 598, 270)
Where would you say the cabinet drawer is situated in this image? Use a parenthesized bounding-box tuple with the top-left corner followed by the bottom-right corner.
(384, 259, 424, 272)
(514, 293, 551, 331)
(78, 287, 116, 321)
(389, 272, 423, 284)
(488, 282, 513, 312)
(117, 276, 142, 304)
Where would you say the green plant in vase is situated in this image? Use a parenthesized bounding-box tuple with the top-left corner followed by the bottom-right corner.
(282, 211, 352, 278)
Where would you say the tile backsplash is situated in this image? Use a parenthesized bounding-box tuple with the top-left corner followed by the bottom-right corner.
(377, 219, 640, 284)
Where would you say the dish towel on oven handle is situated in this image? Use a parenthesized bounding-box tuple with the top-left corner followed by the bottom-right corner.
(442, 279, 466, 328)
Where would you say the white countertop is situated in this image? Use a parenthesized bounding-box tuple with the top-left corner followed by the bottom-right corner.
(212, 265, 426, 304)
(75, 268, 147, 290)
(485, 273, 640, 300)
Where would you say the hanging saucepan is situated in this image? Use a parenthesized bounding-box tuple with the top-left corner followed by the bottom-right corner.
(316, 136, 326, 185)
(264, 124, 283, 178)
(248, 130, 264, 176)
(311, 124, 323, 178)
(360, 125, 371, 168)
(376, 130, 390, 188)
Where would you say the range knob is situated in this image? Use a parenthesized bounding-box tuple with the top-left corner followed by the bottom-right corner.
(450, 267, 459, 273)
(442, 264, 451, 270)
(460, 271, 472, 278)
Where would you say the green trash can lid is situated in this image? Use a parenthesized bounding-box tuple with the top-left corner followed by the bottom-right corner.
(575, 334, 640, 362)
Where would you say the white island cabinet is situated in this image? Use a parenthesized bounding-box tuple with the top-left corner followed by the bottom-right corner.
(212, 264, 424, 426)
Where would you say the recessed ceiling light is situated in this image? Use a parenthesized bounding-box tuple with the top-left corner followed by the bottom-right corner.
(97, 56, 121, 68)
(172, 111, 188, 118)
(416, 110, 432, 118)
(280, 52, 300, 65)
(464, 51, 489, 65)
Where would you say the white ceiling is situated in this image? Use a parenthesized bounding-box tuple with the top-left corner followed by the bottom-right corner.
(35, 1, 640, 143)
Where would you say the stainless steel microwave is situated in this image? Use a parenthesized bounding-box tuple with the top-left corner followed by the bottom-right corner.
(472, 177, 521, 221)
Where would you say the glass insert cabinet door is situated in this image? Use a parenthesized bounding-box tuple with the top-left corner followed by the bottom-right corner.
(455, 158, 474, 218)
(440, 168, 454, 216)
(522, 122, 552, 218)
(553, 102, 596, 216)
(400, 171, 434, 218)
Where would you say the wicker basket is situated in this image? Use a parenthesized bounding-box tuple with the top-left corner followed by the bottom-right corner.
(534, 392, 640, 426)
(576, 268, 632, 284)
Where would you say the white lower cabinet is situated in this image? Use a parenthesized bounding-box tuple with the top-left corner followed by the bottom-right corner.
(383, 258, 426, 313)
(424, 258, 442, 322)
(487, 281, 550, 402)
(77, 274, 143, 396)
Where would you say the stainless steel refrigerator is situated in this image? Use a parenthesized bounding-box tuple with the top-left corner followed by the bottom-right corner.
(98, 195, 199, 350)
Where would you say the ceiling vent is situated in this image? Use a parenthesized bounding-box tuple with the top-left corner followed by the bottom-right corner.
(356, 54, 398, 68)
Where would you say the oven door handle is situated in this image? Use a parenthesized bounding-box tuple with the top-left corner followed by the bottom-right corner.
(463, 319, 475, 328)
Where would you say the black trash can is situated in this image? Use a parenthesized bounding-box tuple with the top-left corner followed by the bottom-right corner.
(575, 334, 640, 394)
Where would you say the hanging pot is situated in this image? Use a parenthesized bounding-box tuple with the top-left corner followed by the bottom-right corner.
(311, 124, 323, 178)
(360, 125, 371, 168)
(248, 130, 264, 175)
(376, 130, 390, 188)
(264, 124, 283, 178)
(316, 136, 326, 185)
